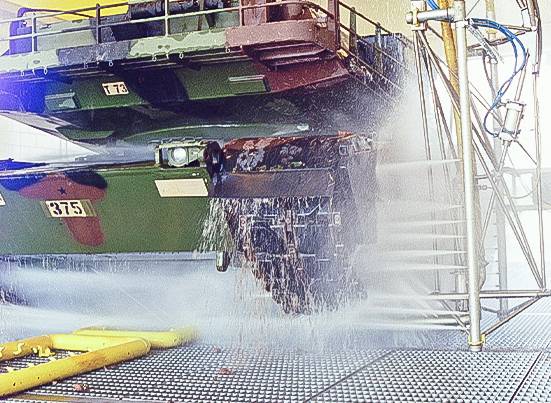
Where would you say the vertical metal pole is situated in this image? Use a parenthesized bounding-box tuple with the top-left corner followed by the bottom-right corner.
(165, 0, 170, 36)
(31, 16, 36, 52)
(327, 0, 340, 51)
(494, 146, 509, 316)
(241, 0, 245, 26)
(436, 0, 467, 307)
(485, 0, 508, 316)
(455, 0, 483, 351)
(349, 7, 357, 55)
(534, 70, 546, 289)
(96, 3, 101, 44)
(526, 0, 538, 29)
(375, 24, 383, 74)
(414, 33, 440, 292)
(531, 2, 546, 289)
(424, 50, 464, 294)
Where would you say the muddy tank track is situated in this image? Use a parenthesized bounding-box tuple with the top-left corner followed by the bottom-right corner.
(213, 133, 377, 313)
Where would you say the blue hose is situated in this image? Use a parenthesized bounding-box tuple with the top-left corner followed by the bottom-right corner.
(470, 18, 527, 137)
(427, 0, 439, 10)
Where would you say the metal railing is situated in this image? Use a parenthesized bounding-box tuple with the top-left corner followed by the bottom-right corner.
(0, 0, 410, 106)
(0, 0, 407, 70)
(335, 1, 414, 97)
(0, 0, 337, 53)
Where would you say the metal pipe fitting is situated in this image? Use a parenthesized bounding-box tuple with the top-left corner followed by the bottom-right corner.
(406, 8, 454, 25)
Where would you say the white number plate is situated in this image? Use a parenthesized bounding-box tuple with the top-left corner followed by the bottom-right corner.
(43, 200, 95, 218)
(102, 81, 129, 96)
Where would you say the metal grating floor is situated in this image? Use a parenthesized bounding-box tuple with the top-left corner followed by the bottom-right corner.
(311, 350, 538, 403)
(9, 298, 551, 403)
(484, 298, 551, 352)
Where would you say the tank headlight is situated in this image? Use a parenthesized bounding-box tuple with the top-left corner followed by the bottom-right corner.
(168, 147, 189, 167)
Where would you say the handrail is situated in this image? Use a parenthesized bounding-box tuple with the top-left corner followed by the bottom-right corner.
(0, 0, 410, 98)
(339, 22, 410, 71)
(0, 0, 403, 61)
(337, 0, 410, 48)
(334, 0, 414, 90)
(0, 0, 333, 51)
(337, 1, 392, 37)
(0, 3, 128, 25)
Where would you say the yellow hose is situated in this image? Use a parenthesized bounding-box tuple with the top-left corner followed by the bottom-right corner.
(49, 334, 152, 351)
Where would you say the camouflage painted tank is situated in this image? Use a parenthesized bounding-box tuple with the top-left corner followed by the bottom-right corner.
(0, 0, 411, 137)
(0, 145, 210, 255)
(0, 129, 376, 312)
(0, 0, 410, 312)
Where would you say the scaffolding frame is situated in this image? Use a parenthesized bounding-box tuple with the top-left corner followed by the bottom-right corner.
(407, 0, 546, 351)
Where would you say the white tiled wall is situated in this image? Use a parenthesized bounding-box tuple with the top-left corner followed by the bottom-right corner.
(0, 114, 92, 162)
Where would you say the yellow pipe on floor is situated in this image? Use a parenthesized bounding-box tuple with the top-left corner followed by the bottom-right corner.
(49, 334, 152, 351)
(0, 328, 198, 398)
(0, 336, 51, 362)
(73, 327, 199, 349)
(1, 337, 150, 397)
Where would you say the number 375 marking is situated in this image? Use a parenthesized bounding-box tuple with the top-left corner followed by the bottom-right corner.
(43, 200, 95, 218)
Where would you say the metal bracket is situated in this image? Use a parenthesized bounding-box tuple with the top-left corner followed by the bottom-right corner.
(468, 333, 486, 348)
(406, 2, 455, 28)
(467, 23, 503, 63)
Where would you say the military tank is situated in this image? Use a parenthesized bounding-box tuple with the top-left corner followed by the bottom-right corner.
(0, 0, 411, 312)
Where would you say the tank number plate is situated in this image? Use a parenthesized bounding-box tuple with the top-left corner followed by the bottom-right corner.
(102, 82, 129, 96)
(42, 200, 95, 218)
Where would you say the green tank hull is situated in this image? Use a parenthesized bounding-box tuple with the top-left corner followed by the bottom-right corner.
(0, 163, 210, 255)
(0, 131, 376, 313)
